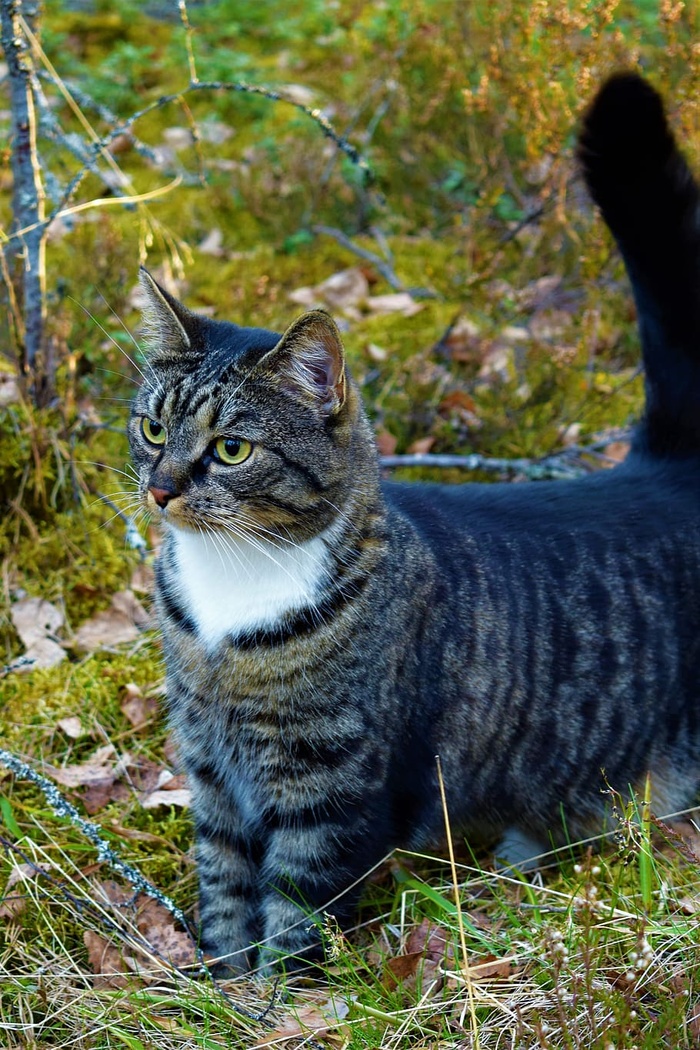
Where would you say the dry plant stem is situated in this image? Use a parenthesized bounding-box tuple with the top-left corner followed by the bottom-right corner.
(436, 756, 480, 1050)
(1, 0, 46, 385)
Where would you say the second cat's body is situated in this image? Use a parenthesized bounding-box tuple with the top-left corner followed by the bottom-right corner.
(130, 73, 700, 972)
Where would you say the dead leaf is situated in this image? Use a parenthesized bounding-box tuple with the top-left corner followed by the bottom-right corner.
(141, 787, 191, 810)
(16, 637, 67, 671)
(289, 267, 369, 317)
(0, 863, 53, 920)
(89, 884, 198, 975)
(57, 716, 84, 739)
(45, 743, 120, 789)
(375, 429, 397, 456)
(130, 562, 155, 595)
(385, 919, 455, 991)
(83, 929, 139, 990)
(407, 436, 435, 455)
(254, 996, 350, 1047)
(135, 896, 198, 969)
(438, 390, 479, 429)
(366, 292, 422, 317)
(366, 342, 388, 362)
(74, 590, 150, 652)
(467, 954, 513, 980)
(602, 440, 630, 465)
(0, 372, 20, 406)
(198, 228, 225, 257)
(120, 683, 158, 729)
(385, 951, 424, 982)
(11, 597, 64, 648)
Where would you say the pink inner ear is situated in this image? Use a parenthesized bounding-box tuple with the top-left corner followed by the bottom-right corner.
(308, 358, 334, 391)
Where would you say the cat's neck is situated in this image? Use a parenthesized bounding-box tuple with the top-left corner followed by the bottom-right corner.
(169, 524, 330, 648)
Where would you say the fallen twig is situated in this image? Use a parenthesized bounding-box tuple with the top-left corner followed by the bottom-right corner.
(313, 224, 438, 299)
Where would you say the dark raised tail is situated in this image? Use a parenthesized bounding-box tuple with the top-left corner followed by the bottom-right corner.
(578, 72, 700, 457)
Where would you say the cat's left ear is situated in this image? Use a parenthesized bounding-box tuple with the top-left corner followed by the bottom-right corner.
(268, 310, 346, 416)
(138, 266, 196, 360)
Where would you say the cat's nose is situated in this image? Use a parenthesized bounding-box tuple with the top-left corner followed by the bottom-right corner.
(149, 484, 178, 508)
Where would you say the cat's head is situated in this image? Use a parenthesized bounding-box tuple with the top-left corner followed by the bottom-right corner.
(128, 268, 374, 542)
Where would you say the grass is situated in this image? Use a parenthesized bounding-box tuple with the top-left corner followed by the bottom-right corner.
(1, 0, 700, 1046)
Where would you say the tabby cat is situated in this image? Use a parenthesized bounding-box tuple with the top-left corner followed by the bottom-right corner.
(129, 73, 700, 974)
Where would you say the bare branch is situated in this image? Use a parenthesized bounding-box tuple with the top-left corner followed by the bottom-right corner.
(313, 224, 438, 299)
(1, 0, 46, 385)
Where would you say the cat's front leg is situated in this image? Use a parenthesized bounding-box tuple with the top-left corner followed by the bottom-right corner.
(188, 772, 262, 974)
(257, 813, 376, 972)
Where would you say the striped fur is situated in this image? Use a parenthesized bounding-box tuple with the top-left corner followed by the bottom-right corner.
(129, 75, 700, 973)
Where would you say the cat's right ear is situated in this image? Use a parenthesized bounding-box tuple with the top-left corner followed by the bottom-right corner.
(138, 267, 194, 360)
(265, 310, 347, 417)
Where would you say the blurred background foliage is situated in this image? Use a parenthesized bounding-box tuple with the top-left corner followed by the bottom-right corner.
(0, 0, 698, 623)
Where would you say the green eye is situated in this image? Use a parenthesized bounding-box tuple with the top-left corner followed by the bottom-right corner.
(141, 418, 166, 445)
(213, 437, 253, 465)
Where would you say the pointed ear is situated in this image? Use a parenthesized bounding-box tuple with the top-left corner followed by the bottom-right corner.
(267, 310, 347, 416)
(138, 266, 194, 358)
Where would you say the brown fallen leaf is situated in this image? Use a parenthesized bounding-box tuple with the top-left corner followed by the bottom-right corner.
(11, 597, 64, 647)
(467, 953, 513, 980)
(17, 637, 67, 671)
(130, 563, 155, 595)
(83, 929, 141, 990)
(141, 784, 191, 810)
(45, 743, 122, 789)
(406, 436, 436, 455)
(57, 716, 84, 739)
(135, 896, 198, 969)
(602, 440, 631, 465)
(0, 863, 53, 920)
(288, 267, 369, 317)
(386, 919, 455, 991)
(253, 995, 350, 1047)
(375, 429, 398, 456)
(10, 597, 67, 671)
(366, 292, 422, 317)
(89, 883, 198, 974)
(120, 682, 158, 729)
(73, 590, 150, 653)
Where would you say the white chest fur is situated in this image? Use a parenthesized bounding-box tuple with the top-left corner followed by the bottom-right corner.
(170, 526, 329, 648)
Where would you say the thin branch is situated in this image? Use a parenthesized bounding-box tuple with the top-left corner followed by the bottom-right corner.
(379, 433, 631, 479)
(1, 0, 46, 379)
(0, 747, 198, 944)
(313, 224, 438, 299)
(106, 79, 371, 179)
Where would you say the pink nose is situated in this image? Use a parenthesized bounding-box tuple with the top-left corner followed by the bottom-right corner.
(149, 485, 176, 508)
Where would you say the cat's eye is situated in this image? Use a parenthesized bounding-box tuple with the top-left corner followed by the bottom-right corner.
(212, 437, 253, 465)
(141, 418, 166, 446)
